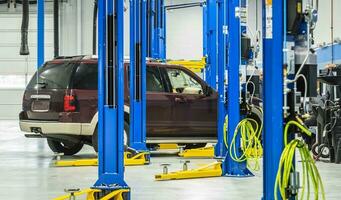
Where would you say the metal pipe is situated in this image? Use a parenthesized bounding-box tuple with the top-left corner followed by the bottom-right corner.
(331, 0, 334, 64)
(20, 0, 30, 55)
(37, 0, 45, 67)
(53, 0, 59, 58)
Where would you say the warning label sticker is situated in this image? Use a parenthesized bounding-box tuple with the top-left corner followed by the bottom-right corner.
(265, 5, 273, 39)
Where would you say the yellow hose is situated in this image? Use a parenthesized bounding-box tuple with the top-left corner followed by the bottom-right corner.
(228, 116, 263, 171)
(274, 120, 325, 200)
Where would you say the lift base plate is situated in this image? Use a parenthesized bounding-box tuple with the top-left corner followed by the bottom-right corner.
(53, 188, 129, 200)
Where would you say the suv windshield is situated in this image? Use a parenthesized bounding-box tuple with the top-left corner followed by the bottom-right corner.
(27, 62, 75, 89)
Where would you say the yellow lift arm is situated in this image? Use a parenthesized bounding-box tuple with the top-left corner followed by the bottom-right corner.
(54, 152, 149, 167)
(167, 57, 206, 73)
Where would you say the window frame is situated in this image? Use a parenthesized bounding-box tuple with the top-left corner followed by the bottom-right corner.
(161, 66, 205, 95)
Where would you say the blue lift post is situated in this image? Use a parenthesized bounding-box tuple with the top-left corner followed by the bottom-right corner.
(215, 0, 228, 158)
(203, 0, 217, 89)
(147, 0, 166, 60)
(94, 0, 130, 197)
(129, 0, 149, 152)
(222, 0, 252, 176)
(262, 0, 284, 199)
(37, 0, 44, 67)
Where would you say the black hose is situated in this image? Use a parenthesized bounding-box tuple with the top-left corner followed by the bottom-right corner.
(54, 0, 59, 58)
(93, 0, 98, 55)
(20, 0, 30, 55)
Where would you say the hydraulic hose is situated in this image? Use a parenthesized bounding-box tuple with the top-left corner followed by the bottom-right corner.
(20, 0, 30, 55)
(274, 121, 325, 200)
(225, 107, 264, 171)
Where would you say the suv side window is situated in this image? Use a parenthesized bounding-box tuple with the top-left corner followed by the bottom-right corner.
(147, 66, 165, 92)
(165, 68, 203, 95)
(72, 63, 98, 89)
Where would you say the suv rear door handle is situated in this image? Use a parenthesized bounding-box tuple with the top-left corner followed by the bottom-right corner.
(175, 97, 186, 103)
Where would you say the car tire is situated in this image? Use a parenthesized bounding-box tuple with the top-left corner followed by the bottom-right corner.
(47, 138, 84, 156)
(92, 122, 129, 153)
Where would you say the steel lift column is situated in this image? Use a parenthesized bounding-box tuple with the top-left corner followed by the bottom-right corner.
(129, 0, 149, 152)
(93, 0, 130, 198)
(37, 0, 44, 67)
(203, 0, 217, 89)
(146, 0, 166, 60)
(215, 0, 228, 158)
(221, 0, 252, 176)
(262, 0, 284, 199)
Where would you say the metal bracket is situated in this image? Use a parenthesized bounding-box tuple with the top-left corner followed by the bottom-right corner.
(155, 161, 222, 181)
(53, 188, 129, 200)
(54, 152, 150, 167)
(178, 146, 215, 158)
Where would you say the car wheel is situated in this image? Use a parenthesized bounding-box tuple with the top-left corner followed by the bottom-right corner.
(92, 122, 129, 153)
(92, 127, 98, 152)
(47, 138, 84, 156)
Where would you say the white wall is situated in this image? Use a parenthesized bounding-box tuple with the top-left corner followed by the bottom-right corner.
(165, 0, 203, 60)
(0, 3, 54, 119)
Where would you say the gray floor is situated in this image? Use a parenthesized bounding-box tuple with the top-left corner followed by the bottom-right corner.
(0, 120, 340, 200)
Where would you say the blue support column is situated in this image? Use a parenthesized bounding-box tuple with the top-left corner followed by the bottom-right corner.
(37, 0, 45, 68)
(215, 0, 228, 158)
(154, 0, 165, 59)
(129, 0, 148, 152)
(147, 0, 165, 60)
(146, 0, 155, 58)
(94, 0, 129, 195)
(222, 0, 252, 176)
(204, 0, 218, 89)
(262, 0, 284, 199)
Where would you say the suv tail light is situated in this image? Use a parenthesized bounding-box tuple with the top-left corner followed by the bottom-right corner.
(64, 95, 77, 112)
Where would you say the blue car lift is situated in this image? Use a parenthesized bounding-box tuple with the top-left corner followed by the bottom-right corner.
(262, 0, 284, 199)
(93, 0, 130, 198)
(37, 0, 44, 68)
(146, 0, 166, 60)
(202, 0, 217, 89)
(155, 0, 253, 180)
(129, 0, 148, 152)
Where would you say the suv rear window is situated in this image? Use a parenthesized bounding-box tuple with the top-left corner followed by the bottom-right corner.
(27, 62, 75, 89)
(72, 63, 98, 89)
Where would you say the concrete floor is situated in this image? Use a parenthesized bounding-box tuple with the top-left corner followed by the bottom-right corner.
(0, 120, 340, 200)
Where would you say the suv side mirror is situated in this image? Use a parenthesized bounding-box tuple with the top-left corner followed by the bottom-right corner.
(204, 85, 213, 96)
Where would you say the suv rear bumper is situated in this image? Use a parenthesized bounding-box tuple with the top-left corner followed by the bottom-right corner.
(19, 120, 81, 135)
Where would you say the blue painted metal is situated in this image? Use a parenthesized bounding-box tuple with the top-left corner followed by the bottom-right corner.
(222, 0, 252, 177)
(129, 0, 148, 152)
(146, 0, 155, 58)
(148, 0, 166, 60)
(316, 43, 341, 68)
(215, 0, 228, 158)
(37, 0, 45, 68)
(94, 0, 129, 194)
(204, 0, 217, 89)
(262, 0, 284, 199)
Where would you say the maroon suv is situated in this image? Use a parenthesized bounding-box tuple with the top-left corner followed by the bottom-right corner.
(19, 56, 220, 155)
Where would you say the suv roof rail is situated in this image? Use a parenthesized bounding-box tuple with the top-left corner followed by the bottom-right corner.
(54, 55, 85, 60)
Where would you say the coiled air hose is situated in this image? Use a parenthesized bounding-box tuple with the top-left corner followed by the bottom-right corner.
(225, 106, 264, 171)
(274, 121, 325, 200)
